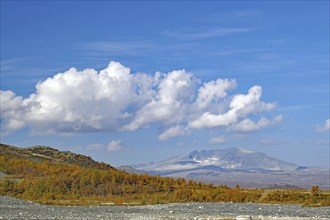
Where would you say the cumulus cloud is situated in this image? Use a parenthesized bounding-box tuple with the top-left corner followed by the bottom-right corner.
(0, 90, 25, 133)
(0, 61, 280, 139)
(158, 125, 188, 141)
(122, 69, 196, 131)
(189, 86, 276, 129)
(229, 115, 283, 132)
(316, 119, 330, 132)
(195, 79, 236, 109)
(209, 135, 226, 144)
(1, 61, 143, 135)
(107, 140, 123, 152)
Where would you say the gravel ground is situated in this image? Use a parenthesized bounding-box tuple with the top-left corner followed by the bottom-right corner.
(0, 196, 329, 220)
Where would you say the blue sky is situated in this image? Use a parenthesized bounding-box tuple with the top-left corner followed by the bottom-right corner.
(1, 1, 329, 167)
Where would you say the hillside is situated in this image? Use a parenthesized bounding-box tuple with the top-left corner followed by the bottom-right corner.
(0, 143, 329, 206)
(0, 143, 115, 171)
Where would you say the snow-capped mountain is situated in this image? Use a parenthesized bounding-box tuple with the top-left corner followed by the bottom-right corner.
(132, 148, 329, 189)
(136, 147, 299, 172)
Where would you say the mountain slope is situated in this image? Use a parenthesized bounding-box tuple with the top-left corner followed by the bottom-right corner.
(0, 143, 115, 170)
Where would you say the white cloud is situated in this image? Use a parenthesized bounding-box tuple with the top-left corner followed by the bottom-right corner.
(159, 125, 188, 141)
(316, 119, 330, 132)
(0, 90, 26, 133)
(209, 135, 226, 144)
(0, 61, 280, 138)
(1, 61, 139, 135)
(189, 86, 276, 129)
(0, 90, 23, 112)
(107, 140, 123, 152)
(122, 69, 197, 131)
(229, 115, 283, 132)
(195, 79, 236, 109)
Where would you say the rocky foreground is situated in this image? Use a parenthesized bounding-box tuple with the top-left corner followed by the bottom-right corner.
(0, 196, 329, 220)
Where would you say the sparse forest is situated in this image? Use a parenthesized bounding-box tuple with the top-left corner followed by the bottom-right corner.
(1, 154, 329, 206)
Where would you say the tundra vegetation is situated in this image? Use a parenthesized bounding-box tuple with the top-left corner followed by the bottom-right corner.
(0, 144, 329, 206)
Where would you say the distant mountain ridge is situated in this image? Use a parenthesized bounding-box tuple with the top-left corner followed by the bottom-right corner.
(136, 147, 300, 172)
